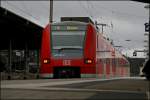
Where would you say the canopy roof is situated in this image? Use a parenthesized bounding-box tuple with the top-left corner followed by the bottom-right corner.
(0, 7, 43, 50)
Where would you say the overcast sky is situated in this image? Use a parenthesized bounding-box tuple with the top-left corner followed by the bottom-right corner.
(1, 1, 149, 58)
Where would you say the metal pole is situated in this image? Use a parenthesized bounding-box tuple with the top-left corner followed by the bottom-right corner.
(24, 42, 28, 79)
(144, 4, 150, 59)
(148, 28, 150, 59)
(148, 81, 150, 100)
(36, 49, 40, 79)
(8, 40, 12, 80)
(148, 21, 149, 99)
(102, 26, 103, 33)
(50, 0, 53, 23)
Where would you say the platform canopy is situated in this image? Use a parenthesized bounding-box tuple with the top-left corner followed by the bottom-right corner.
(0, 7, 43, 50)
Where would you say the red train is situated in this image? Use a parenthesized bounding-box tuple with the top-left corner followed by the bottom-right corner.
(40, 17, 130, 78)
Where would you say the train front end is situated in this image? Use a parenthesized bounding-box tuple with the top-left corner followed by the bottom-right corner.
(40, 21, 96, 78)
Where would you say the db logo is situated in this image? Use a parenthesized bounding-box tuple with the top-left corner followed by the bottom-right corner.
(63, 60, 71, 66)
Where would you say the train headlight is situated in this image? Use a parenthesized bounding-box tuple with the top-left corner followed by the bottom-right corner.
(85, 59, 92, 64)
(43, 59, 50, 64)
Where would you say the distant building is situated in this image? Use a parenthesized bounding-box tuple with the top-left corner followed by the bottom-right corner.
(127, 58, 145, 76)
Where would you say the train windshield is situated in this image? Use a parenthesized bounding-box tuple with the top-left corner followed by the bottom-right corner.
(51, 31, 86, 58)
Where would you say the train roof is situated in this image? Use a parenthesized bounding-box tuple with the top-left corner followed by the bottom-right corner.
(61, 17, 94, 24)
(52, 21, 88, 26)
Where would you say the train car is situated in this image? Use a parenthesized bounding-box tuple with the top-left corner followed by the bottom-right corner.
(40, 17, 130, 78)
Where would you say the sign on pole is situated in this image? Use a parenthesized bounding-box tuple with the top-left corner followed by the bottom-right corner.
(145, 22, 149, 32)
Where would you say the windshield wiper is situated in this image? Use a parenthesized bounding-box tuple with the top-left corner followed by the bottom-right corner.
(53, 47, 83, 52)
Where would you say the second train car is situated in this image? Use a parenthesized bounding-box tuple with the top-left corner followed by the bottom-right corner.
(40, 17, 130, 78)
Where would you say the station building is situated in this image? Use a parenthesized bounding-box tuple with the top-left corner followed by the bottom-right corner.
(0, 7, 43, 79)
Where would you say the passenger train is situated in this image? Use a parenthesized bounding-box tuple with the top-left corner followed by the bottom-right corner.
(40, 17, 130, 78)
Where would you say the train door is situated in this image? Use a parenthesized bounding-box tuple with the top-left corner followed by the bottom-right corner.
(100, 58, 106, 78)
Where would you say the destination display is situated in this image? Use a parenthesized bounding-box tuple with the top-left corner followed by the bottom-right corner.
(52, 25, 87, 31)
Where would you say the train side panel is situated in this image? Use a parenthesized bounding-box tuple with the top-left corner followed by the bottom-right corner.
(40, 24, 53, 78)
(82, 24, 96, 77)
(96, 32, 130, 79)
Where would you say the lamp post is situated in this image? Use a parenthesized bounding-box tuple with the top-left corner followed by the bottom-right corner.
(144, 5, 150, 99)
(144, 4, 150, 59)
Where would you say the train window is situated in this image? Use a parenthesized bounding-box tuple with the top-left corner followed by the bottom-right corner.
(51, 31, 86, 58)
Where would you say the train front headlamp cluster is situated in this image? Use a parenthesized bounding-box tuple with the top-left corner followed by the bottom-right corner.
(43, 59, 50, 64)
(85, 59, 93, 64)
